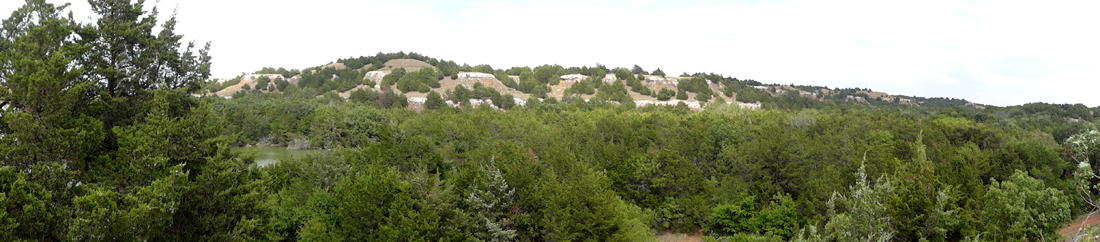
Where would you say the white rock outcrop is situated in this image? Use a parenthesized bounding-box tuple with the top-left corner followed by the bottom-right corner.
(458, 72, 494, 79)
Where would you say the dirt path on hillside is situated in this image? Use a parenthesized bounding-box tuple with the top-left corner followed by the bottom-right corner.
(1060, 211, 1100, 241)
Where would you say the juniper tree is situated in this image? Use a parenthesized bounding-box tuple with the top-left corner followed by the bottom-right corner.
(824, 162, 895, 242)
(466, 157, 517, 241)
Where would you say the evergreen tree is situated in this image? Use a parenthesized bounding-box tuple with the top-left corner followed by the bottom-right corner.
(1, 1, 263, 240)
(425, 90, 445, 110)
(465, 158, 517, 241)
(824, 162, 895, 242)
(0, 2, 99, 240)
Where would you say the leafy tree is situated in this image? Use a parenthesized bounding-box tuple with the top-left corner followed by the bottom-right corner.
(980, 170, 1071, 241)
(709, 194, 801, 239)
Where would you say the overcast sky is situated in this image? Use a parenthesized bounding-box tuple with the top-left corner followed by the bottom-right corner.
(3, 0, 1098, 107)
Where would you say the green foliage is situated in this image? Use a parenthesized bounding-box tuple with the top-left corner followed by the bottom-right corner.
(652, 68, 666, 77)
(5, 2, 1097, 239)
(609, 150, 706, 232)
(613, 67, 634, 81)
(695, 92, 712, 102)
(533, 64, 564, 84)
(256, 75, 272, 89)
(255, 66, 300, 78)
(708, 194, 801, 239)
(678, 77, 713, 95)
(885, 132, 962, 241)
(333, 164, 418, 241)
(465, 158, 518, 241)
(824, 163, 896, 242)
(657, 88, 675, 101)
(425, 90, 445, 110)
(595, 80, 634, 103)
(396, 67, 441, 93)
(980, 170, 1072, 241)
(565, 77, 598, 95)
(297, 66, 366, 92)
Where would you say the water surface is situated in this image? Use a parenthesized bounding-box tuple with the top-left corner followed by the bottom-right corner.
(232, 146, 318, 167)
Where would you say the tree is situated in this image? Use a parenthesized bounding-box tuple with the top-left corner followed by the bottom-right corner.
(657, 88, 674, 101)
(709, 194, 801, 238)
(0, 0, 102, 171)
(981, 170, 1071, 241)
(334, 164, 417, 241)
(256, 75, 271, 89)
(694, 92, 711, 102)
(1069, 129, 1100, 239)
(0, 2, 101, 239)
(425, 90, 445, 110)
(78, 0, 210, 97)
(493, 93, 516, 110)
(824, 162, 895, 242)
(631, 64, 647, 75)
(652, 68, 665, 77)
(886, 132, 960, 241)
(465, 158, 517, 241)
(1, 1, 263, 240)
(533, 64, 561, 84)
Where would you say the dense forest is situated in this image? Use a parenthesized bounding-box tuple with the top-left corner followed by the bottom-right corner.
(5, 1, 1100, 241)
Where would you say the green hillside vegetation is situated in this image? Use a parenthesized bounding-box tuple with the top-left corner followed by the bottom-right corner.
(6, 1, 1100, 241)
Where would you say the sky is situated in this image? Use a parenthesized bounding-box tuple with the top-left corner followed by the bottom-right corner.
(3, 0, 1098, 107)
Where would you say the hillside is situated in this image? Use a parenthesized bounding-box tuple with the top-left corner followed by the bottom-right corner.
(207, 53, 998, 112)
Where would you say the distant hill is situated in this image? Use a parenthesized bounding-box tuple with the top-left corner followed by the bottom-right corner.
(200, 52, 1097, 117)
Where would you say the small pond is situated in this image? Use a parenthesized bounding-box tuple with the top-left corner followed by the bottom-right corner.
(232, 146, 319, 167)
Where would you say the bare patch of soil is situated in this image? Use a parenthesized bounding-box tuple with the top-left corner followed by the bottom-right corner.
(656, 232, 702, 242)
(377, 59, 433, 72)
(1060, 211, 1100, 241)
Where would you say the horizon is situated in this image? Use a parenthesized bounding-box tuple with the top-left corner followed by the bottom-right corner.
(3, 0, 1098, 107)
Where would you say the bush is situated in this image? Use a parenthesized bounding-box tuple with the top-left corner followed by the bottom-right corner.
(979, 170, 1071, 240)
(425, 91, 445, 110)
(657, 88, 674, 101)
(695, 92, 711, 102)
